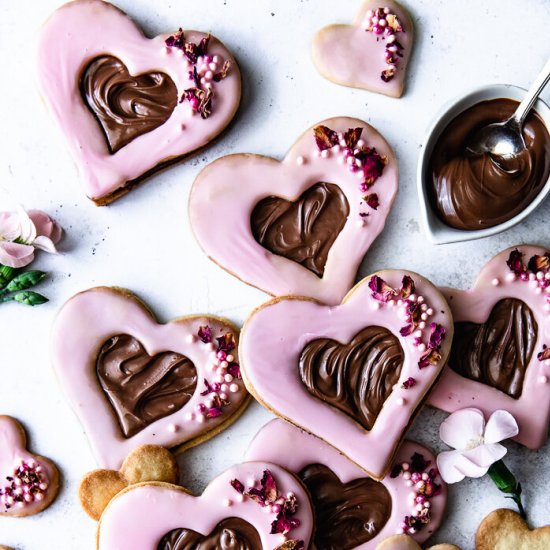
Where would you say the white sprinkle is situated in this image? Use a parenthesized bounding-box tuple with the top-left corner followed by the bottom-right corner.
(396, 397, 405, 406)
(370, 301, 380, 310)
(196, 413, 205, 423)
(296, 155, 306, 165)
(321, 149, 330, 159)
(167, 424, 178, 433)
(230, 383, 239, 393)
(224, 498, 233, 507)
(539, 376, 548, 384)
(529, 273, 537, 281)
(506, 273, 517, 282)
(491, 278, 500, 286)
(185, 412, 195, 421)
(418, 343, 426, 352)
(206, 342, 216, 351)
(419, 321, 426, 329)
(235, 493, 244, 502)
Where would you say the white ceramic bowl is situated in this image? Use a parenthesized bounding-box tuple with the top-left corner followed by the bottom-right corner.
(417, 84, 550, 244)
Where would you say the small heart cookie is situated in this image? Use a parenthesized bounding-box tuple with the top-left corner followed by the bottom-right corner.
(246, 419, 448, 549)
(476, 508, 550, 550)
(428, 245, 550, 449)
(51, 287, 250, 469)
(0, 416, 59, 517)
(79, 445, 178, 520)
(312, 1, 414, 97)
(190, 117, 398, 305)
(376, 535, 461, 550)
(97, 462, 314, 549)
(37, 0, 241, 205)
(240, 271, 453, 479)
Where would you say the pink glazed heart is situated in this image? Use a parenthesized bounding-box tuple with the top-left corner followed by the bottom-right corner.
(245, 419, 447, 550)
(51, 287, 250, 469)
(312, 0, 414, 97)
(189, 117, 398, 305)
(240, 271, 453, 479)
(37, 0, 241, 205)
(428, 245, 550, 449)
(97, 462, 314, 549)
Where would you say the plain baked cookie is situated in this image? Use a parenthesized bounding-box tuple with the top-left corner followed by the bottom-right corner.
(79, 445, 178, 520)
(476, 508, 550, 550)
(246, 419, 448, 549)
(96, 462, 315, 549)
(37, 0, 241, 205)
(239, 270, 453, 480)
(51, 287, 251, 469)
(376, 534, 461, 550)
(312, 0, 414, 97)
(428, 245, 550, 449)
(0, 416, 59, 517)
(190, 117, 398, 305)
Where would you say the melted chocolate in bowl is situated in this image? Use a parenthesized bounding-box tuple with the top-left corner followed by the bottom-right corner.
(428, 98, 550, 230)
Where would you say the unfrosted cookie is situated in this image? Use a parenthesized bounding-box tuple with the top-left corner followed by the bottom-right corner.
(428, 245, 550, 449)
(240, 271, 453, 479)
(0, 416, 59, 517)
(476, 508, 550, 550)
(79, 444, 178, 520)
(190, 117, 398, 305)
(37, 0, 241, 205)
(246, 419, 447, 549)
(51, 287, 250, 469)
(97, 462, 314, 549)
(376, 534, 461, 549)
(313, 1, 414, 97)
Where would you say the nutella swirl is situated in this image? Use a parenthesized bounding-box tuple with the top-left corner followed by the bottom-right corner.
(429, 98, 550, 230)
(81, 55, 178, 154)
(250, 182, 349, 278)
(450, 298, 538, 398)
(158, 518, 262, 550)
(96, 334, 197, 438)
(299, 463, 391, 550)
(299, 326, 404, 430)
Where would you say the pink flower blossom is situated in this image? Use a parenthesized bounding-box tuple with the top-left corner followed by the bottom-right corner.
(0, 207, 62, 268)
(436, 408, 518, 484)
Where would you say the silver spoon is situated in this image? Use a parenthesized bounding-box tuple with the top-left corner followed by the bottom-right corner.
(468, 57, 550, 158)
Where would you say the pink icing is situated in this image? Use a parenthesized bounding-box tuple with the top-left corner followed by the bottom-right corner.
(50, 287, 247, 469)
(245, 419, 447, 549)
(312, 1, 414, 97)
(36, 0, 241, 202)
(189, 117, 398, 306)
(0, 416, 57, 516)
(428, 245, 550, 449)
(97, 462, 314, 549)
(239, 271, 453, 479)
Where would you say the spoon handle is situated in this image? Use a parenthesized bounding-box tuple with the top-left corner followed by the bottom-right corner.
(513, 56, 550, 125)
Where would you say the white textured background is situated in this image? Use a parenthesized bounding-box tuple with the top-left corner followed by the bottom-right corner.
(1, 0, 550, 548)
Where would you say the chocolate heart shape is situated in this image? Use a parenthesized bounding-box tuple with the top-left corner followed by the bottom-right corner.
(251, 182, 350, 278)
(299, 326, 404, 430)
(96, 334, 197, 438)
(81, 55, 178, 154)
(449, 298, 538, 399)
(299, 463, 391, 550)
(159, 517, 262, 549)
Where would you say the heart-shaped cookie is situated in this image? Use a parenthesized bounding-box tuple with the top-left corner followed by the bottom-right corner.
(79, 445, 178, 520)
(37, 0, 241, 205)
(476, 508, 550, 550)
(51, 287, 250, 469)
(376, 535, 461, 550)
(97, 462, 314, 549)
(0, 416, 59, 517)
(240, 271, 453, 479)
(312, 1, 414, 97)
(246, 419, 448, 550)
(428, 245, 550, 449)
(190, 117, 398, 305)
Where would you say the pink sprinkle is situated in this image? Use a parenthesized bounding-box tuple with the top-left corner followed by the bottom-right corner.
(224, 498, 233, 507)
(186, 334, 197, 343)
(296, 156, 306, 165)
(229, 383, 239, 393)
(226, 354, 235, 363)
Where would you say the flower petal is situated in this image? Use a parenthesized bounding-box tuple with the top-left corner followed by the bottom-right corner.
(439, 408, 485, 450)
(32, 236, 58, 254)
(436, 447, 495, 484)
(0, 212, 21, 241)
(462, 443, 507, 469)
(28, 210, 63, 244)
(484, 410, 519, 444)
(0, 241, 35, 268)
(16, 205, 36, 244)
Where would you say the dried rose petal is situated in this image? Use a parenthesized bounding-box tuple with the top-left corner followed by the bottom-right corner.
(274, 541, 305, 550)
(227, 362, 241, 378)
(401, 275, 415, 298)
(538, 345, 550, 361)
(361, 148, 387, 185)
(165, 28, 185, 49)
(428, 323, 446, 350)
(364, 193, 379, 210)
(213, 60, 231, 82)
(418, 348, 442, 369)
(283, 493, 298, 515)
(528, 253, 550, 273)
(344, 127, 363, 149)
(313, 125, 339, 151)
(401, 377, 417, 389)
(390, 463, 403, 478)
(231, 478, 245, 494)
(205, 407, 223, 418)
(271, 512, 301, 535)
(246, 487, 266, 506)
(261, 469, 278, 504)
(217, 333, 236, 353)
(198, 325, 212, 343)
(506, 249, 525, 276)
(200, 379, 215, 396)
(368, 275, 398, 302)
(410, 452, 430, 473)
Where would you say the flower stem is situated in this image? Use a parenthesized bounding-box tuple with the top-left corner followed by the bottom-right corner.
(488, 460, 526, 520)
(0, 264, 17, 289)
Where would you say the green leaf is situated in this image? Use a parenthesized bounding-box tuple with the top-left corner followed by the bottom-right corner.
(12, 291, 49, 306)
(6, 271, 47, 292)
(0, 265, 17, 288)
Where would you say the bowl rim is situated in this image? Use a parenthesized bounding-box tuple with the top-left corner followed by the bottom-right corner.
(417, 83, 550, 245)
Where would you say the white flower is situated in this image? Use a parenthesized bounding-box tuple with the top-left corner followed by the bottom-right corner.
(436, 408, 519, 484)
